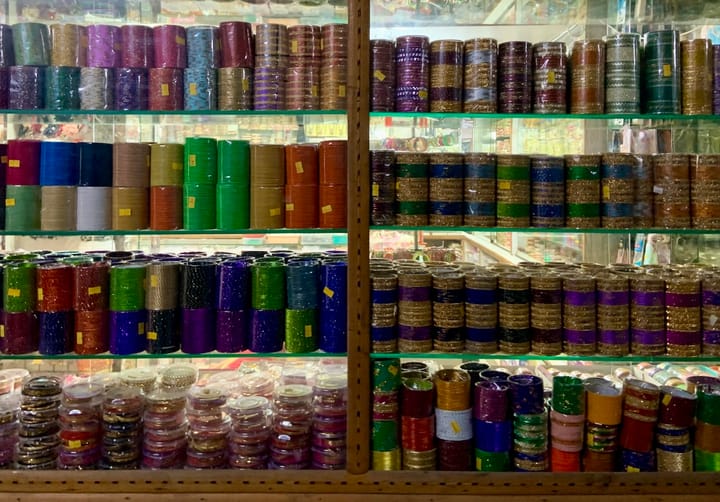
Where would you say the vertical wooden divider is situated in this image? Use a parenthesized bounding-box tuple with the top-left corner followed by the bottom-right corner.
(346, 0, 371, 476)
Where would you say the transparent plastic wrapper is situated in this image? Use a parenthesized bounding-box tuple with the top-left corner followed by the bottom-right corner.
(395, 35, 430, 112)
(149, 68, 183, 111)
(255, 24, 289, 57)
(50, 23, 87, 67)
(86, 24, 121, 68)
(9, 65, 44, 109)
(681, 38, 713, 115)
(605, 33, 640, 114)
(45, 66, 81, 110)
(285, 64, 319, 110)
(570, 39, 604, 114)
(463, 38, 497, 113)
(218, 67, 253, 110)
(653, 153, 690, 228)
(184, 67, 216, 111)
(253, 66, 285, 110)
(80, 67, 115, 110)
(429, 39, 463, 113)
(115, 68, 148, 111)
(153, 25, 187, 69)
(644, 30, 681, 114)
(187, 26, 220, 69)
(219, 21, 253, 68)
(532, 41, 567, 114)
(120, 25, 153, 69)
(370, 39, 395, 112)
(12, 22, 49, 66)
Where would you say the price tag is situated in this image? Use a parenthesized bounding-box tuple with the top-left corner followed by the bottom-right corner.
(497, 180, 511, 190)
(450, 420, 461, 434)
(373, 70, 386, 82)
(338, 85, 346, 97)
(418, 90, 428, 100)
(269, 207, 281, 217)
(291, 40, 298, 53)
(138, 322, 145, 335)
(387, 365, 398, 375)
(372, 184, 379, 197)
(88, 286, 101, 295)
(311, 85, 318, 97)
(37, 288, 43, 301)
(476, 458, 482, 470)
(0, 325, 4, 338)
(187, 196, 196, 209)
(242, 78, 249, 92)
(321, 205, 332, 214)
(119, 208, 132, 216)
(304, 325, 313, 338)
(176, 35, 186, 46)
(626, 466, 640, 473)
(5, 198, 15, 207)
(295, 161, 304, 174)
(8, 159, 19, 168)
(547, 70, 556, 84)
(150, 275, 159, 288)
(147, 331, 158, 341)
(188, 154, 197, 167)
(663, 64, 672, 77)
(603, 185, 610, 200)
(161, 83, 170, 96)
(286, 203, 295, 212)
(76, 332, 82, 345)
(68, 440, 82, 449)
(189, 83, 198, 96)
(323, 286, 335, 298)
(7, 289, 20, 298)
(662, 394, 672, 406)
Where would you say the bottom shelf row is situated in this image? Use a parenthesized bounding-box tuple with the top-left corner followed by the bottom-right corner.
(372, 358, 720, 473)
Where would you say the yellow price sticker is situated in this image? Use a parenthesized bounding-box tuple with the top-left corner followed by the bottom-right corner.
(304, 325, 313, 338)
(161, 83, 170, 96)
(5, 199, 15, 207)
(476, 458, 482, 470)
(295, 161, 304, 174)
(662, 394, 672, 406)
(189, 82, 198, 96)
(450, 420, 461, 434)
(418, 90, 428, 99)
(626, 466, 640, 473)
(88, 286, 101, 295)
(372, 184, 379, 197)
(323, 286, 335, 298)
(119, 208, 132, 216)
(269, 207, 281, 217)
(242, 78, 249, 92)
(37, 288, 43, 301)
(291, 40, 298, 53)
(7, 289, 20, 298)
(338, 85, 346, 97)
(387, 365, 398, 375)
(547, 70, 556, 84)
(187, 196, 196, 209)
(321, 205, 332, 214)
(176, 35, 185, 46)
(188, 154, 197, 167)
(138, 322, 145, 335)
(663, 64, 672, 77)
(603, 185, 610, 200)
(8, 159, 19, 168)
(76, 332, 82, 345)
(150, 275, 159, 288)
(373, 70, 386, 82)
(147, 331, 158, 341)
(286, 203, 295, 212)
(497, 180, 511, 190)
(311, 85, 318, 97)
(0, 325, 4, 338)
(68, 440, 82, 449)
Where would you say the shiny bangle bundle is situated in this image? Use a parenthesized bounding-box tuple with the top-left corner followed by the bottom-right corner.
(464, 272, 498, 353)
(318, 140, 347, 229)
(115, 68, 148, 110)
(254, 24, 287, 111)
(532, 42, 567, 114)
(36, 263, 74, 355)
(73, 261, 109, 355)
(312, 375, 347, 469)
(570, 39, 604, 114)
(633, 154, 654, 227)
(395, 152, 428, 226)
(463, 153, 496, 227)
(370, 150, 395, 225)
(550, 376, 584, 471)
(619, 378, 660, 470)
(148, 68, 183, 110)
(372, 359, 401, 470)
(530, 155, 564, 227)
(644, 30, 681, 114)
(429, 40, 463, 113)
(473, 380, 512, 472)
(44, 66, 81, 110)
(150, 143, 183, 230)
(370, 39, 395, 112)
(109, 263, 147, 355)
(691, 154, 720, 229)
(695, 385, 720, 471)
(595, 273, 630, 356)
(101, 387, 144, 469)
(665, 276, 702, 357)
(401, 377, 435, 470)
(463, 38, 496, 113)
(564, 154, 600, 228)
(16, 376, 61, 470)
(50, 23, 86, 67)
(562, 274, 596, 355)
(702, 275, 720, 355)
(250, 144, 285, 229)
(681, 39, 713, 115)
(498, 41, 532, 113)
(497, 272, 530, 354)
(8, 66, 44, 109)
(146, 260, 182, 354)
(530, 274, 562, 355)
(605, 33, 641, 114)
(121, 25, 153, 69)
(320, 24, 347, 111)
(434, 369, 472, 470)
(3, 261, 38, 354)
(584, 380, 622, 472)
(513, 411, 548, 472)
(215, 258, 251, 353)
(371, 270, 398, 353)
(432, 271, 465, 352)
(180, 258, 218, 355)
(217, 67, 252, 110)
(630, 275, 667, 355)
(285, 259, 319, 353)
(226, 395, 270, 470)
(87, 24, 121, 68)
(287, 25, 320, 111)
(186, 386, 229, 469)
(429, 152, 463, 226)
(496, 154, 531, 227)
(397, 269, 432, 353)
(656, 386, 696, 472)
(249, 259, 285, 353)
(80, 68, 114, 110)
(653, 153, 690, 228)
(395, 36, 430, 112)
(601, 153, 635, 229)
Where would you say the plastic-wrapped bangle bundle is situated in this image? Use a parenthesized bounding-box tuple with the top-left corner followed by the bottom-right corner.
(250, 260, 285, 353)
(80, 68, 115, 110)
(120, 25, 153, 69)
(184, 68, 216, 110)
(691, 154, 720, 229)
(145, 261, 181, 354)
(16, 376, 61, 470)
(183, 183, 215, 230)
(150, 143, 183, 186)
(311, 375, 347, 470)
(371, 39, 395, 112)
(254, 24, 288, 111)
(463, 38, 496, 113)
(12, 22, 50, 66)
(665, 276, 702, 357)
(401, 378, 435, 470)
(570, 39, 604, 114)
(432, 271, 465, 353)
(0, 24, 11, 70)
(58, 383, 103, 470)
(702, 275, 720, 356)
(619, 379, 659, 468)
(498, 41, 531, 113)
(40, 141, 81, 186)
(429, 152, 463, 226)
(218, 140, 250, 187)
(44, 66, 81, 110)
(397, 269, 432, 353)
(653, 153, 690, 228)
(644, 30, 681, 114)
(219, 21, 253, 69)
(8, 65, 44, 109)
(473, 380, 510, 471)
(3, 261, 37, 354)
(318, 183, 346, 229)
(695, 386, 720, 471)
(463, 153, 496, 227)
(115, 68, 148, 110)
(630, 275, 666, 355)
(217, 67, 253, 110)
(496, 154, 531, 228)
(394, 152, 428, 226)
(150, 186, 182, 230)
(270, 384, 313, 469)
(226, 395, 270, 470)
(605, 33, 641, 114)
(512, 411, 548, 472)
(530, 274, 562, 355)
(215, 258, 251, 353)
(371, 270, 397, 353)
(285, 60, 319, 111)
(530, 156, 564, 228)
(633, 154, 654, 227)
(40, 186, 77, 231)
(532, 42, 567, 114)
(101, 387, 144, 469)
(601, 153, 635, 229)
(153, 25, 187, 69)
(50, 23, 87, 67)
(185, 387, 229, 470)
(148, 68, 183, 111)
(584, 380, 622, 471)
(181, 262, 217, 355)
(564, 154, 600, 228)
(320, 24, 348, 111)
(681, 39, 713, 115)
(142, 389, 188, 469)
(714, 46, 720, 115)
(87, 24, 121, 68)
(595, 273, 629, 356)
(434, 369, 472, 470)
(184, 137, 217, 186)
(74, 261, 109, 354)
(395, 36, 429, 112)
(111, 187, 149, 230)
(187, 26, 220, 70)
(370, 150, 395, 225)
(550, 376, 585, 472)
(497, 272, 530, 354)
(429, 39, 462, 113)
(285, 259, 319, 353)
(562, 274, 596, 355)
(319, 260, 347, 353)
(5, 185, 40, 231)
(655, 386, 696, 472)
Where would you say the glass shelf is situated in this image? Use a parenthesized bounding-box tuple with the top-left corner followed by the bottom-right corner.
(370, 353, 720, 363)
(0, 352, 347, 360)
(0, 229, 347, 237)
(371, 112, 720, 121)
(372, 226, 719, 235)
(1, 110, 347, 117)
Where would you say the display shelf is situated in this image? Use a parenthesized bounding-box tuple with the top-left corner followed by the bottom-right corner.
(371, 226, 716, 235)
(0, 229, 347, 237)
(371, 112, 720, 121)
(368, 352, 720, 363)
(0, 351, 347, 360)
(0, 110, 347, 117)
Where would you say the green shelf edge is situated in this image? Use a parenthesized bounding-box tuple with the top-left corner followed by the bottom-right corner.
(0, 351, 347, 360)
(370, 352, 720, 363)
(372, 226, 720, 235)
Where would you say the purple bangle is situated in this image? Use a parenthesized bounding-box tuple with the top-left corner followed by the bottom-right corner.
(531, 289, 562, 304)
(599, 329, 629, 345)
(631, 329, 665, 345)
(598, 291, 629, 306)
(398, 324, 432, 340)
(666, 330, 701, 346)
(632, 291, 665, 307)
(563, 329, 596, 345)
(665, 293, 701, 308)
(564, 291, 595, 306)
(398, 286, 430, 302)
(703, 291, 720, 306)
(703, 331, 720, 345)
